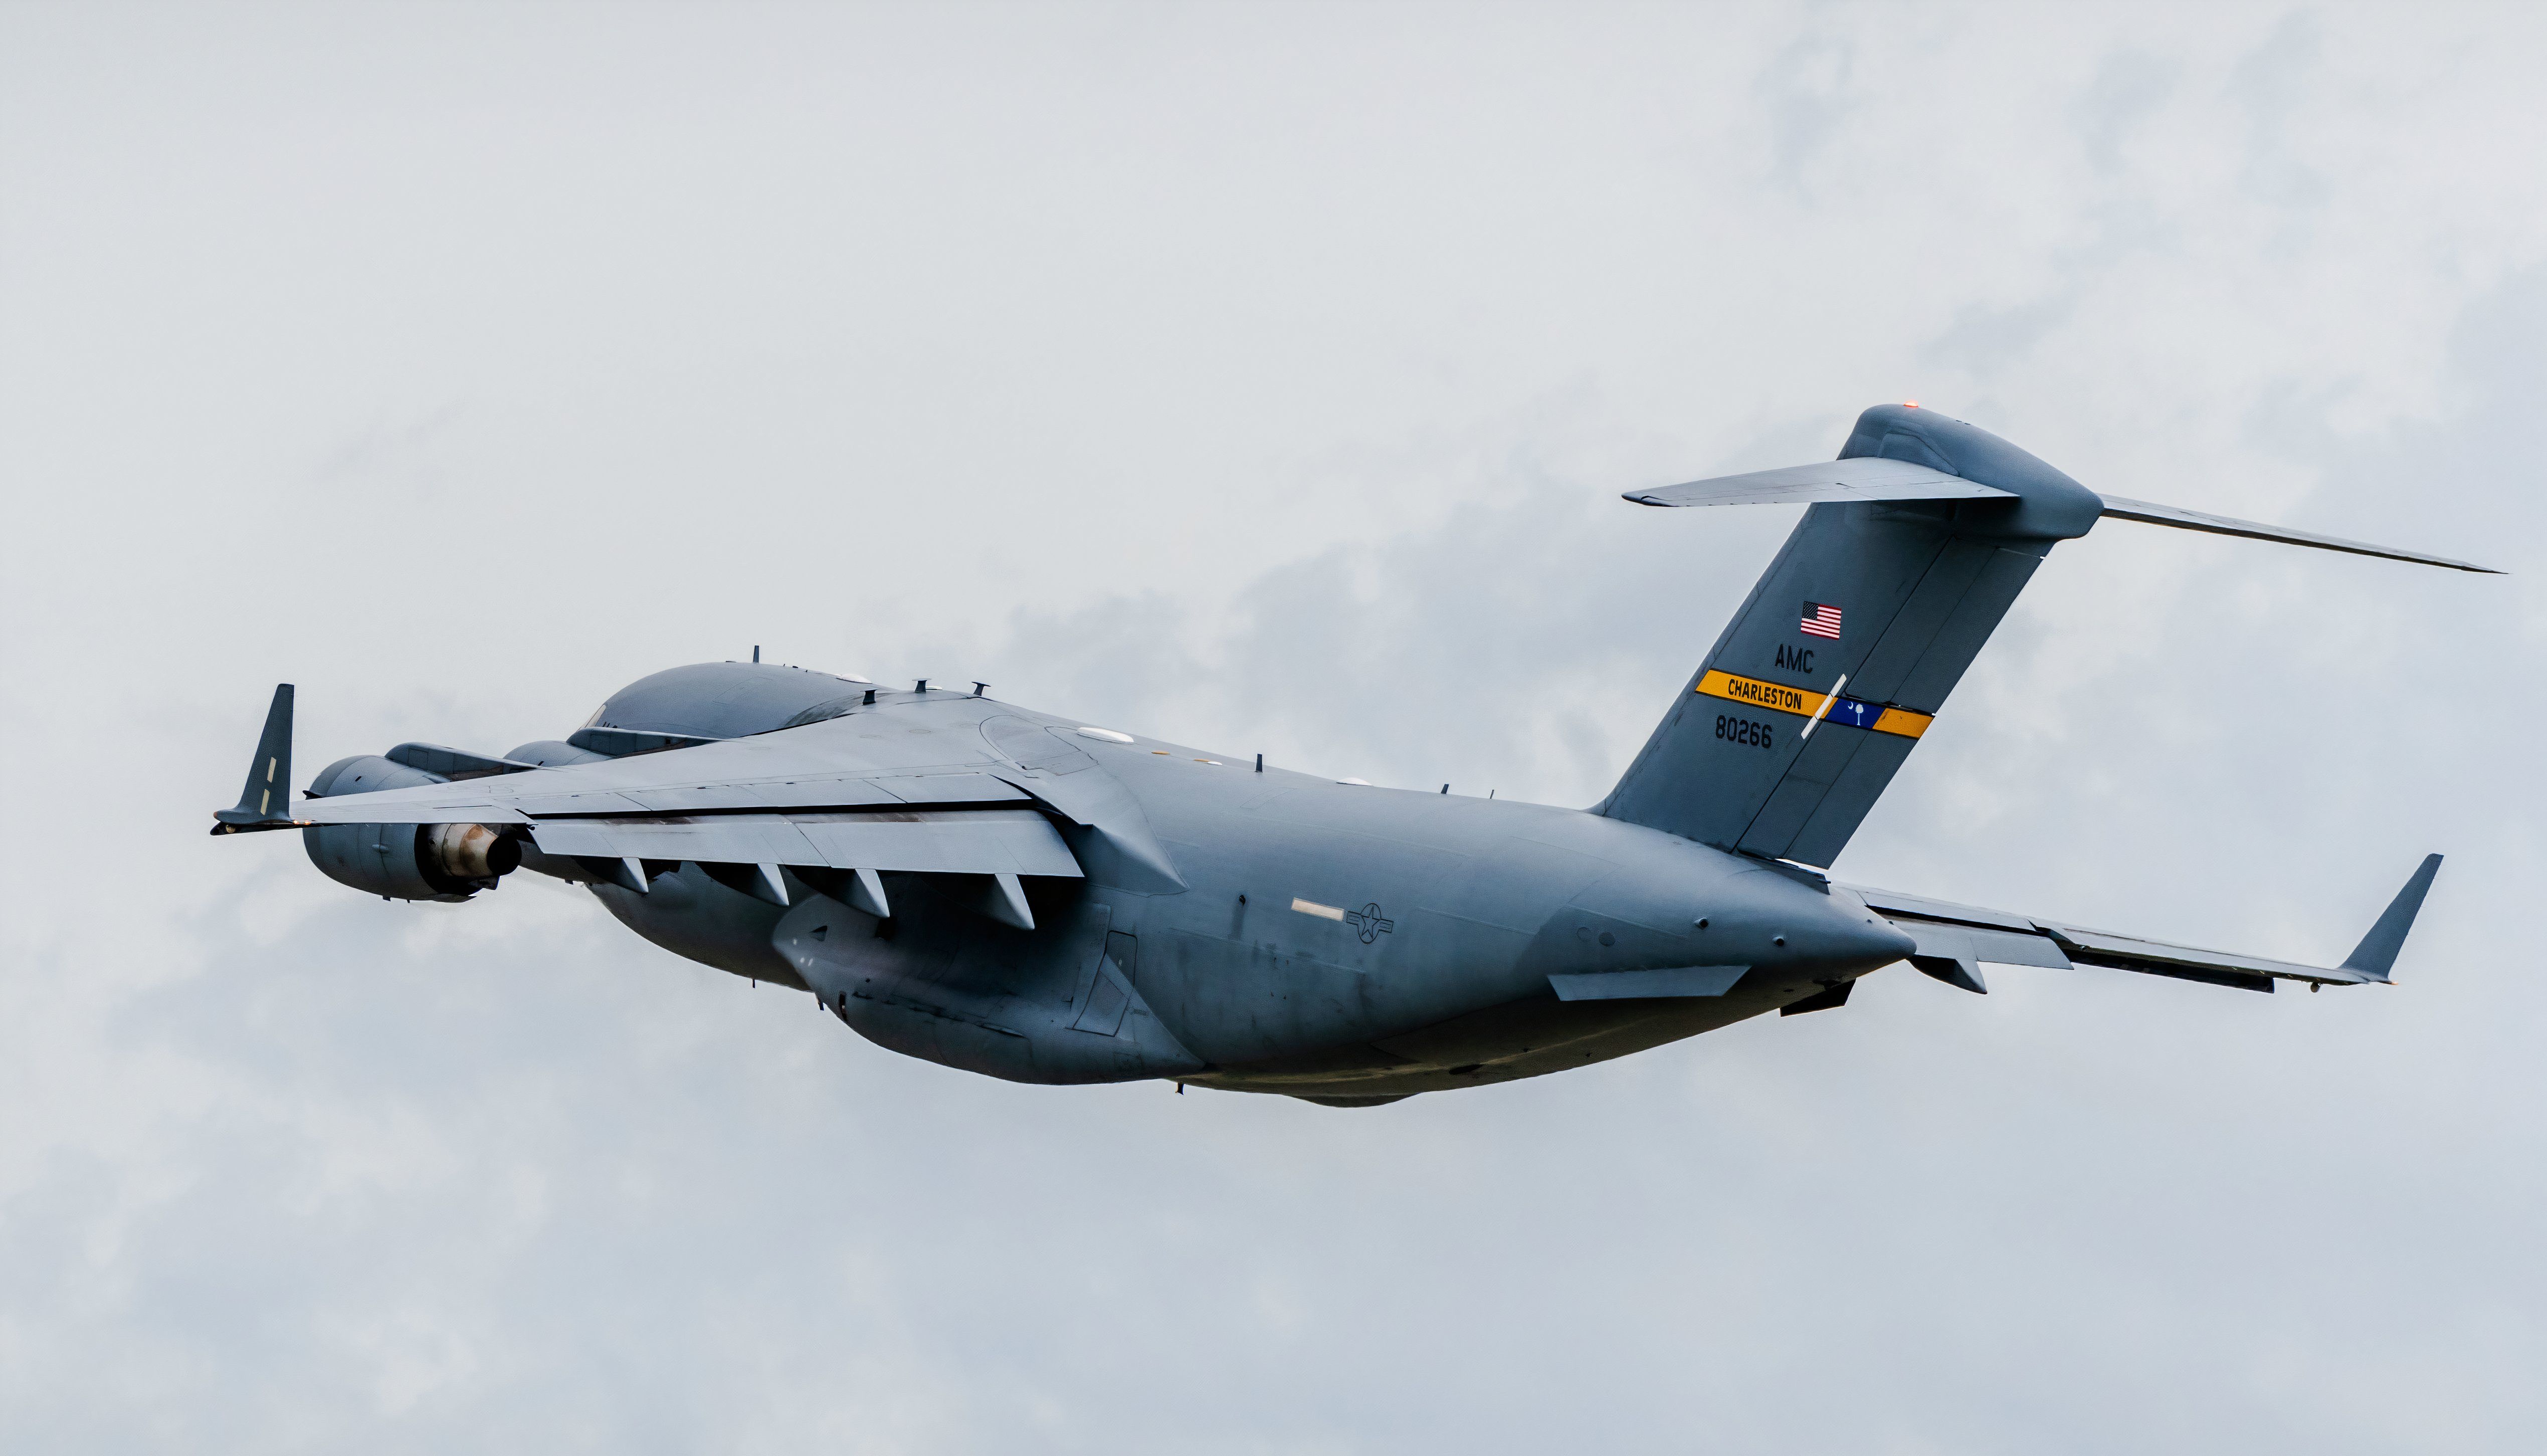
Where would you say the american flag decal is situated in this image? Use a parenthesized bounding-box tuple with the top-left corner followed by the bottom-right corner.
(1800, 601, 1842, 640)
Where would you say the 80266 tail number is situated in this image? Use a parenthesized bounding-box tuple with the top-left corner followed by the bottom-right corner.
(1715, 714, 1774, 750)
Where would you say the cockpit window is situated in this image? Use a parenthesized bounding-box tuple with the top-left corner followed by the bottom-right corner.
(780, 696, 863, 729)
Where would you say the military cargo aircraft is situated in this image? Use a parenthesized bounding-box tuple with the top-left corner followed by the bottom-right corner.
(215, 404, 2491, 1106)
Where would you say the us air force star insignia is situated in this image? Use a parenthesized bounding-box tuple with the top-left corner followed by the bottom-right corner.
(1344, 904, 1395, 944)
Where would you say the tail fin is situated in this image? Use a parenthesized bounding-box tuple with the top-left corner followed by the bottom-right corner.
(1599, 404, 2492, 866)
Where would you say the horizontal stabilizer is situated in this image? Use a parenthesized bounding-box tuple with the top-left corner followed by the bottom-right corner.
(2097, 495, 2499, 573)
(1625, 458, 2017, 508)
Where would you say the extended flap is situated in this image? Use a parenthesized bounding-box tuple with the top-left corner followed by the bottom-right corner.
(529, 808, 1082, 878)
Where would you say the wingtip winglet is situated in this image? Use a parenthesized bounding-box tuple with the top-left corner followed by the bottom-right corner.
(2340, 853, 2444, 983)
(212, 683, 299, 834)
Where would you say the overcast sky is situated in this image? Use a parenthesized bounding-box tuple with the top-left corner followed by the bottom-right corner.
(4, 2, 2543, 1450)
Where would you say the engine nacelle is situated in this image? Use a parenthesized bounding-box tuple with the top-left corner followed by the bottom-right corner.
(301, 754, 519, 902)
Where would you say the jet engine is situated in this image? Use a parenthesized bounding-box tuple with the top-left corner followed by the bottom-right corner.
(301, 754, 518, 902)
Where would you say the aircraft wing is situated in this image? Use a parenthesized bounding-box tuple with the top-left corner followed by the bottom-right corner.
(1845, 855, 2442, 994)
(230, 710, 1088, 915)
(282, 708, 1038, 821)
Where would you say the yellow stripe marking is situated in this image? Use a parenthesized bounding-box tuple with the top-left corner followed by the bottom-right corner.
(1292, 898, 1346, 921)
(1694, 670, 1933, 739)
(1695, 670, 1814, 715)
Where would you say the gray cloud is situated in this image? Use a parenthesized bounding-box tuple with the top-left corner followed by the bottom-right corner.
(4, 3, 2543, 1451)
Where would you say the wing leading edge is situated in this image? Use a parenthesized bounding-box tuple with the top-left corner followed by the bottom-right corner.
(1847, 855, 2442, 994)
(1624, 457, 2017, 508)
(221, 697, 1089, 925)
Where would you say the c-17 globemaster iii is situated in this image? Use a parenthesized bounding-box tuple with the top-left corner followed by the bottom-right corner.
(215, 404, 2491, 1107)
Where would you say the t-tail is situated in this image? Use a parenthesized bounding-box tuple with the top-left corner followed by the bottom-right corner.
(1598, 403, 2496, 866)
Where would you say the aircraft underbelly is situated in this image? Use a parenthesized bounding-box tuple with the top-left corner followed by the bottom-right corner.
(1189, 982, 1801, 1098)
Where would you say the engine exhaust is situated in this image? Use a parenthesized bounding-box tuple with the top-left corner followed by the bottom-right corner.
(426, 821, 520, 882)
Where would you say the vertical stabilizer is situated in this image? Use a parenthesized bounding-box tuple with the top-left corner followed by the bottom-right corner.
(1599, 406, 2101, 865)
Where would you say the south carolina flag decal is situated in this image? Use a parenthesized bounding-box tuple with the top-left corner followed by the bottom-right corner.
(1800, 601, 1843, 640)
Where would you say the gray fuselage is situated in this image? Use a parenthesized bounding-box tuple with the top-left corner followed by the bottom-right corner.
(528, 668, 1911, 1106)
